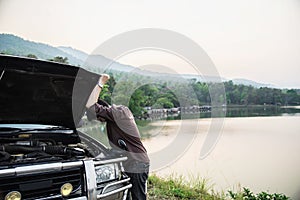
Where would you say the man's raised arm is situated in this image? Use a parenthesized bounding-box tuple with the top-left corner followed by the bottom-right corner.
(85, 74, 110, 108)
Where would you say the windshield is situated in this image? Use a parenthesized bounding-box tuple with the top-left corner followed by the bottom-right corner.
(77, 115, 111, 148)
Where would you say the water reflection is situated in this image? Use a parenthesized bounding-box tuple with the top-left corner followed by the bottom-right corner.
(225, 106, 300, 118)
(138, 106, 300, 121)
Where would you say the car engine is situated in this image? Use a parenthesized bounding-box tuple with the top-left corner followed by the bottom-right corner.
(0, 131, 93, 166)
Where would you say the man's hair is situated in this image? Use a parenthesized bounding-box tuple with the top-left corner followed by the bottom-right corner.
(97, 99, 110, 107)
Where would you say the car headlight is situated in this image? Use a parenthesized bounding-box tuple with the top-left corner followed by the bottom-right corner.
(95, 163, 119, 183)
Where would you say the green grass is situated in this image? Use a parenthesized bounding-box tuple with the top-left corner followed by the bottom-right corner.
(148, 174, 225, 200)
(147, 174, 290, 200)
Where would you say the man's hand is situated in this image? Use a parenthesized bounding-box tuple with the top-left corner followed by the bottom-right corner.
(99, 74, 110, 85)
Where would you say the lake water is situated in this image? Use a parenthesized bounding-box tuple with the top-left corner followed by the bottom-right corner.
(140, 106, 300, 199)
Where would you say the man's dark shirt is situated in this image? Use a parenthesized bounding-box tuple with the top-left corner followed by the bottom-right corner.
(87, 103, 150, 166)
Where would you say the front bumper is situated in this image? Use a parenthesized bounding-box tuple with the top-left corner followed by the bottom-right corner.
(97, 178, 132, 199)
(85, 158, 132, 200)
(64, 178, 131, 200)
(34, 178, 132, 200)
(0, 158, 131, 200)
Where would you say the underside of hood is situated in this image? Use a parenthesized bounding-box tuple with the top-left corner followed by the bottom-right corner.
(0, 55, 99, 129)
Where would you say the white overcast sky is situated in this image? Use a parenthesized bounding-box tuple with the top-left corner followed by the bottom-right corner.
(0, 0, 299, 88)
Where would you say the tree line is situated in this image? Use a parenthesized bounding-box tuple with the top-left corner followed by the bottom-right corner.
(223, 81, 299, 106)
(99, 72, 300, 117)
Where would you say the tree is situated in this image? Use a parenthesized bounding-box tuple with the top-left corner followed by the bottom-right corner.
(154, 97, 174, 109)
(48, 56, 69, 64)
(285, 89, 299, 105)
(26, 54, 38, 59)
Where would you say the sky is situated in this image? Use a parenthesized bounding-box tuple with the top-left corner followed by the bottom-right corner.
(0, 0, 300, 88)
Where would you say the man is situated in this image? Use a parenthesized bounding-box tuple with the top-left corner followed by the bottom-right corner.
(85, 74, 150, 200)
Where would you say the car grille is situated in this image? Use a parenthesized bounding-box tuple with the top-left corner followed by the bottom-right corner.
(0, 167, 84, 200)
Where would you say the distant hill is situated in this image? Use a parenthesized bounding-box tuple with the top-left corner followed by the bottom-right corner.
(0, 34, 136, 72)
(57, 46, 135, 73)
(232, 78, 276, 88)
(57, 46, 88, 62)
(0, 33, 279, 88)
(177, 75, 273, 88)
(0, 34, 83, 65)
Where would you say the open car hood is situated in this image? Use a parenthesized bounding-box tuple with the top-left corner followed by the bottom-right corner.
(0, 55, 99, 129)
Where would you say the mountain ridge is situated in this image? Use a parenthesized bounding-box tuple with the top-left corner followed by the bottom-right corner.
(0, 33, 278, 88)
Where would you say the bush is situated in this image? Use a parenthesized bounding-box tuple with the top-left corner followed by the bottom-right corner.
(228, 187, 290, 200)
(148, 174, 290, 200)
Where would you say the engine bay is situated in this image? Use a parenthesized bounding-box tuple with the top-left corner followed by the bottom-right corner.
(0, 129, 93, 166)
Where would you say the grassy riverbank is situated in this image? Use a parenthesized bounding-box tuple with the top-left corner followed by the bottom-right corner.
(147, 174, 290, 200)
